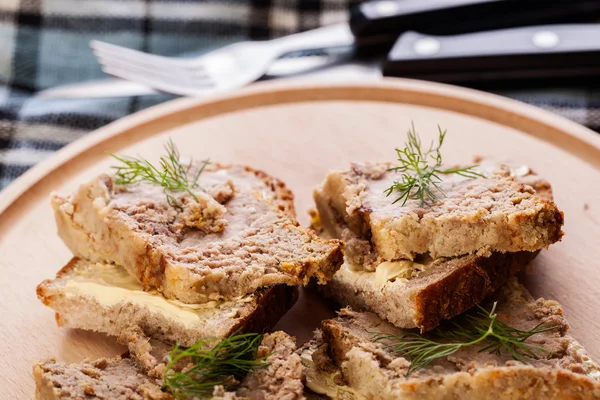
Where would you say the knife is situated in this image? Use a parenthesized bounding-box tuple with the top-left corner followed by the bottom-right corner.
(36, 0, 600, 98)
(383, 24, 600, 86)
(352, 0, 600, 51)
(37, 23, 600, 99)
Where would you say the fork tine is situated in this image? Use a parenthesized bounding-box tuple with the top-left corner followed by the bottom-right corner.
(99, 58, 214, 92)
(93, 48, 209, 82)
(92, 47, 186, 71)
(91, 41, 173, 64)
(98, 58, 214, 90)
(91, 40, 205, 70)
(95, 53, 211, 84)
(102, 65, 217, 97)
(92, 39, 218, 97)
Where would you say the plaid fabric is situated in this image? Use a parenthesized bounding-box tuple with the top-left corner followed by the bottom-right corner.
(0, 0, 599, 190)
(0, 0, 359, 189)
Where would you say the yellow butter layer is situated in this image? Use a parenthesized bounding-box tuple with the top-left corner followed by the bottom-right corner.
(64, 262, 252, 326)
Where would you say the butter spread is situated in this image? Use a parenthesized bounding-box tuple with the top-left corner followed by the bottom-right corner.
(374, 260, 423, 287)
(339, 259, 432, 289)
(64, 263, 252, 326)
(301, 348, 365, 400)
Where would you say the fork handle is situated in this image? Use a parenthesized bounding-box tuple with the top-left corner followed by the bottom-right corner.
(270, 23, 355, 54)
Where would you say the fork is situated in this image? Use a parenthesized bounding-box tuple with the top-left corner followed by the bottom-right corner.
(91, 23, 354, 97)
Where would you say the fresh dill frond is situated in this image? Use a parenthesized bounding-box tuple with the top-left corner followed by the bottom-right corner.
(371, 302, 559, 376)
(384, 123, 484, 206)
(162, 333, 269, 399)
(109, 139, 209, 207)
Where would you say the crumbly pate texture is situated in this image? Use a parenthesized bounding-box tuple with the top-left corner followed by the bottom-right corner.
(306, 279, 600, 400)
(313, 161, 564, 267)
(52, 163, 343, 304)
(34, 332, 306, 400)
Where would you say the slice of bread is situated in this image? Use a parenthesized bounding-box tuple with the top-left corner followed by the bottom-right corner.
(37, 258, 297, 347)
(303, 279, 600, 400)
(319, 251, 538, 332)
(34, 331, 305, 400)
(313, 161, 559, 331)
(52, 163, 343, 304)
(314, 161, 563, 265)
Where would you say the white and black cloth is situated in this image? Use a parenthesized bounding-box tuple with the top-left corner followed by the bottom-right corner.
(1, 0, 599, 189)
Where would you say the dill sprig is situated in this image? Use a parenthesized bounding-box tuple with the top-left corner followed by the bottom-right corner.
(371, 302, 559, 376)
(109, 139, 209, 207)
(384, 123, 484, 206)
(162, 333, 269, 399)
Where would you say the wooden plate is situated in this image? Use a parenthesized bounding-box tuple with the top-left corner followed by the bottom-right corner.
(2, 79, 600, 398)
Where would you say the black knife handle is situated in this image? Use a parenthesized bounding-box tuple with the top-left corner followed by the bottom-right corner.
(351, 0, 600, 49)
(382, 24, 600, 85)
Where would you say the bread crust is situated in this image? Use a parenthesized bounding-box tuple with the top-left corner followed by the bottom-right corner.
(320, 250, 538, 332)
(232, 283, 299, 335)
(52, 164, 342, 304)
(37, 258, 297, 347)
(413, 250, 539, 330)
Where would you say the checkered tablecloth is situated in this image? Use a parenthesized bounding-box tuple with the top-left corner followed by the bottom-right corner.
(1, 0, 599, 190)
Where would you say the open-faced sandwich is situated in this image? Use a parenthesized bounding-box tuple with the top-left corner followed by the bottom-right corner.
(312, 127, 564, 331)
(34, 141, 344, 399)
(51, 141, 342, 304)
(302, 278, 600, 400)
(32, 126, 599, 400)
(302, 126, 600, 400)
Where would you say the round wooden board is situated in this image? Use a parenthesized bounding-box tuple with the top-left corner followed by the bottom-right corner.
(2, 79, 600, 398)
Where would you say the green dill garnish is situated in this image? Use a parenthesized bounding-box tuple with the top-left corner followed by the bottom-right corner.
(162, 333, 269, 399)
(109, 139, 209, 207)
(371, 302, 559, 376)
(384, 123, 483, 206)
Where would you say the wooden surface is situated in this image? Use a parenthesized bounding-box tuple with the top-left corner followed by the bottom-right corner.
(2, 79, 600, 398)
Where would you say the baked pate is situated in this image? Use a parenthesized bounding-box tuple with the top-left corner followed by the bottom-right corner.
(314, 161, 563, 268)
(34, 332, 305, 400)
(303, 279, 600, 400)
(52, 164, 343, 304)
